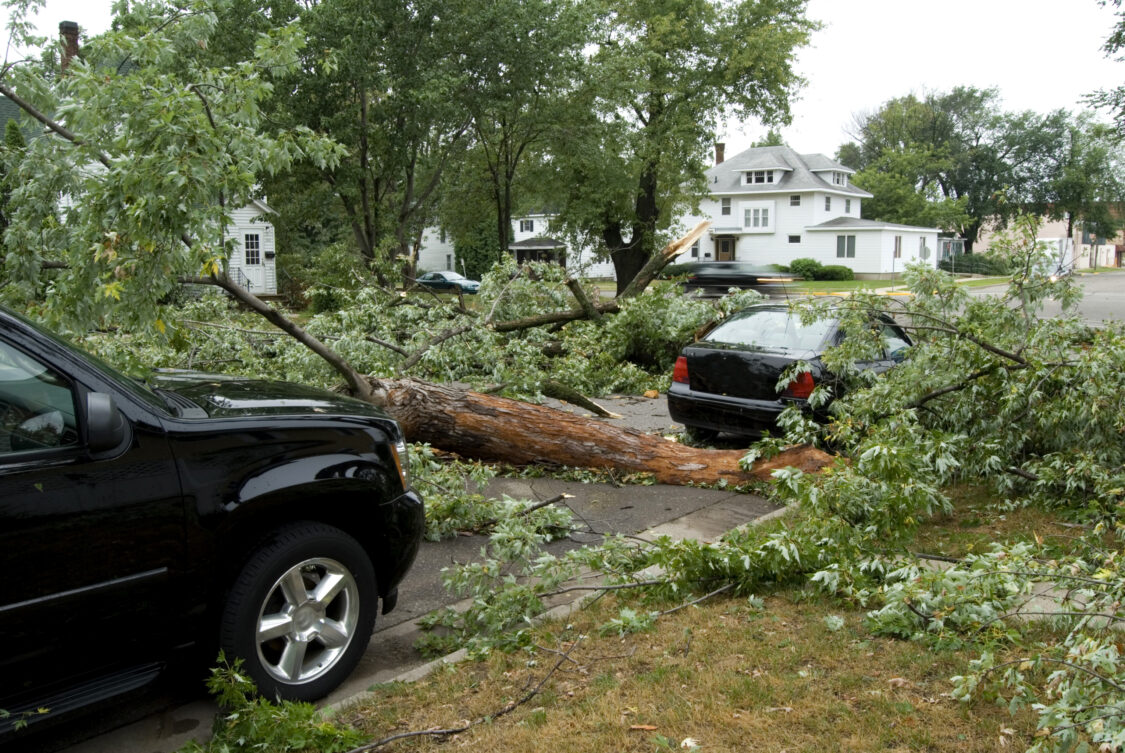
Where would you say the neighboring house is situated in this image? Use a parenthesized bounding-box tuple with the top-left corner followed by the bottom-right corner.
(977, 217, 1121, 270)
(675, 145, 939, 278)
(417, 211, 616, 278)
(225, 200, 279, 296)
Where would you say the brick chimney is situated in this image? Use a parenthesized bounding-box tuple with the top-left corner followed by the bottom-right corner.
(60, 21, 79, 71)
(714, 142, 725, 165)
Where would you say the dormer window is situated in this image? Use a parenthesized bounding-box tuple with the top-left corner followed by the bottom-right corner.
(744, 170, 774, 185)
(832, 172, 847, 186)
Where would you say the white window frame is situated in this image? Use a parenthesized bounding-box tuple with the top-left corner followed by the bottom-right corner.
(836, 234, 856, 258)
(519, 219, 534, 233)
(244, 234, 261, 265)
(893, 235, 902, 259)
(845, 199, 852, 213)
(721, 198, 731, 216)
(825, 196, 831, 212)
(739, 200, 774, 233)
(833, 172, 847, 186)
(788, 235, 801, 244)
(790, 195, 801, 206)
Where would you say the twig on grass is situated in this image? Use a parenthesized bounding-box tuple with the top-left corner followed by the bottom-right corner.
(346, 634, 586, 752)
(657, 583, 735, 617)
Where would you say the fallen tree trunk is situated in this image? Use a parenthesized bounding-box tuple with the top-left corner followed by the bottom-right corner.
(379, 378, 834, 485)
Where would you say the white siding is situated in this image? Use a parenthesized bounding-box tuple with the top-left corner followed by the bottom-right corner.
(418, 227, 456, 272)
(226, 202, 277, 295)
(676, 189, 936, 275)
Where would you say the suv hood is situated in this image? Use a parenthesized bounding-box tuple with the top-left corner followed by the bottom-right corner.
(149, 369, 393, 421)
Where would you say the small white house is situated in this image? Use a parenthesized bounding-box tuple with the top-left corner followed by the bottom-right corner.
(226, 200, 279, 296)
(418, 211, 616, 278)
(675, 145, 939, 277)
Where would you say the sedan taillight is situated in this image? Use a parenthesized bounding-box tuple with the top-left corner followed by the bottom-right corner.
(673, 356, 690, 384)
(781, 371, 815, 399)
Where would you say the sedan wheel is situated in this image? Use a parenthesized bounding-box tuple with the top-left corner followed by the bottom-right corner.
(221, 523, 377, 701)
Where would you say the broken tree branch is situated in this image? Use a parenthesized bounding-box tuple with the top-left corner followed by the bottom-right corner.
(566, 277, 602, 322)
(345, 634, 586, 752)
(616, 220, 710, 300)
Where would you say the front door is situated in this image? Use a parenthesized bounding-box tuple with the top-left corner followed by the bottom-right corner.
(242, 233, 265, 291)
(716, 237, 735, 261)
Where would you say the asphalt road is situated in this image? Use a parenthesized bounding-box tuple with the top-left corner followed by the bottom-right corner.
(963, 268, 1124, 324)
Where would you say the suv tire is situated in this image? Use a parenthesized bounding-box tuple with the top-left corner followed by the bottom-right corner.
(220, 522, 377, 701)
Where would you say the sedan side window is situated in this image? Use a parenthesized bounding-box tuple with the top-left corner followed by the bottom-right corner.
(0, 340, 79, 455)
(881, 325, 911, 362)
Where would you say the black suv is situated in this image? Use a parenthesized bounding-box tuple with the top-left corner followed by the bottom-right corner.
(0, 306, 424, 735)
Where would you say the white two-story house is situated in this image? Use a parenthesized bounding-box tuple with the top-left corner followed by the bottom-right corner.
(676, 145, 939, 277)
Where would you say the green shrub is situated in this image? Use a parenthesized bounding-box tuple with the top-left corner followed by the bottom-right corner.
(818, 265, 855, 281)
(662, 262, 694, 278)
(307, 286, 345, 313)
(788, 258, 823, 280)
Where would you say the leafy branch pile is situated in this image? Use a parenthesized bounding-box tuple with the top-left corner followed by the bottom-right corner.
(73, 261, 765, 407)
(413, 222, 1125, 752)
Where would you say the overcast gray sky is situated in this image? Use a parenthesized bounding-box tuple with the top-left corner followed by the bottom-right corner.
(32, 0, 1125, 160)
(722, 0, 1124, 157)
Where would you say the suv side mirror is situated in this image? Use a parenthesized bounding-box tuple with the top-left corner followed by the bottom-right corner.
(87, 392, 128, 452)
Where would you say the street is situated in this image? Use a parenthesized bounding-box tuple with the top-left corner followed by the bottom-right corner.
(965, 269, 1124, 324)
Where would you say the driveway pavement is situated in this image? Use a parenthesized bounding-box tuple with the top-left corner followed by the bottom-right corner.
(51, 395, 779, 753)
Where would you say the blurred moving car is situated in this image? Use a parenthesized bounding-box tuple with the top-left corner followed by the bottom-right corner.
(667, 304, 911, 440)
(0, 306, 424, 740)
(677, 261, 797, 297)
(416, 270, 481, 294)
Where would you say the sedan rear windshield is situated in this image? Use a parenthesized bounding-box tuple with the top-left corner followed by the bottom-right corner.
(705, 309, 834, 352)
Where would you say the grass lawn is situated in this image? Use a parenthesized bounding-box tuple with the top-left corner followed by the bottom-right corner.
(788, 279, 894, 294)
(336, 490, 1069, 752)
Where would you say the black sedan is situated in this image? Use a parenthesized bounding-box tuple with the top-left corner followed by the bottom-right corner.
(415, 271, 481, 294)
(667, 304, 911, 440)
(677, 261, 797, 297)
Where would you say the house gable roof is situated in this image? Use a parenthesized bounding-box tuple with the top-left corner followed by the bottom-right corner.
(707, 145, 872, 199)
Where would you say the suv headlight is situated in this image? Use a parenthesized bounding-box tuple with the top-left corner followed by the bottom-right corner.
(390, 436, 409, 491)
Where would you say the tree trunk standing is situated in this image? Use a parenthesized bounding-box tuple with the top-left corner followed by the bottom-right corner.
(610, 241, 649, 296)
(378, 378, 833, 485)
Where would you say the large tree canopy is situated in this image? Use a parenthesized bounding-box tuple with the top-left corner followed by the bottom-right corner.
(1031, 112, 1125, 244)
(0, 2, 831, 484)
(547, 0, 816, 294)
(839, 88, 1073, 251)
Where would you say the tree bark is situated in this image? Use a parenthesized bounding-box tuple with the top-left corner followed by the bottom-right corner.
(379, 378, 833, 485)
